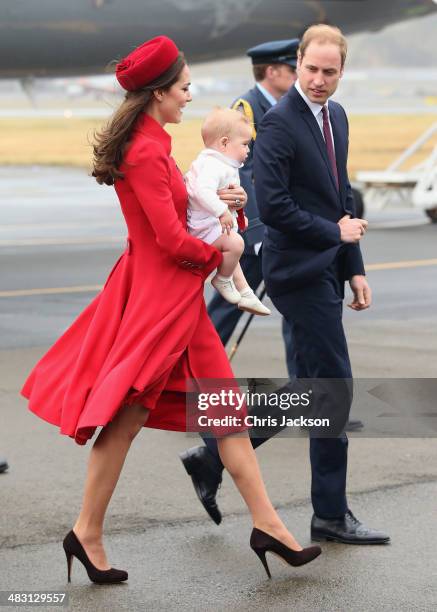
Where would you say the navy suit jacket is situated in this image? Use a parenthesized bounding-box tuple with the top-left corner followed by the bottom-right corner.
(254, 85, 365, 296)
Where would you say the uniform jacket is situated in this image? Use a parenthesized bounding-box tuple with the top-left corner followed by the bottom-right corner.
(232, 86, 272, 248)
(254, 85, 365, 296)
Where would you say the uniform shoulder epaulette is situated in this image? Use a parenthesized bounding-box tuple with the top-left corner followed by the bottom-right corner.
(232, 98, 257, 140)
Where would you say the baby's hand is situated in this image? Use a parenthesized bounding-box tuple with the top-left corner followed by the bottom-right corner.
(219, 209, 234, 236)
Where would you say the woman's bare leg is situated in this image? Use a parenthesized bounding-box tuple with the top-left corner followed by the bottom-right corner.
(217, 435, 303, 550)
(213, 232, 244, 278)
(72, 403, 149, 569)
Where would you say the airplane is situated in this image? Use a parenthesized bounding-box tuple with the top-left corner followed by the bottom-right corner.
(1, 0, 437, 78)
(2, 0, 436, 221)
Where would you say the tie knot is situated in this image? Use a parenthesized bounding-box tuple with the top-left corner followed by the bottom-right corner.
(322, 105, 328, 119)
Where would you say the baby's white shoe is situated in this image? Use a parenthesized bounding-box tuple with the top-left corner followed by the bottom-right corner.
(238, 289, 271, 316)
(211, 274, 241, 304)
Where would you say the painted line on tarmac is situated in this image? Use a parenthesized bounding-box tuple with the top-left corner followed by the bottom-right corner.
(0, 285, 103, 298)
(369, 219, 429, 229)
(1, 221, 121, 231)
(366, 258, 437, 271)
(1, 258, 437, 298)
(0, 236, 123, 246)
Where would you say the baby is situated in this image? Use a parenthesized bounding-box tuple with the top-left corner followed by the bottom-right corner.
(185, 108, 270, 316)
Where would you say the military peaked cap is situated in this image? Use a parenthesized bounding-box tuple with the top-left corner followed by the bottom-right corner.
(246, 39, 299, 67)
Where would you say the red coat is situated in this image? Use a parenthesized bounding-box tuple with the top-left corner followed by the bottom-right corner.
(21, 114, 245, 445)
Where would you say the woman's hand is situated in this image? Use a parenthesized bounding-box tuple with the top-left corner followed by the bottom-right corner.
(217, 184, 247, 211)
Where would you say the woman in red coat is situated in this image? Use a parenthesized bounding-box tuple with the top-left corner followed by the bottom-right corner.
(21, 36, 320, 584)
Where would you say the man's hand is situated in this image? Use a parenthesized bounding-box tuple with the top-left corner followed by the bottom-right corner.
(348, 275, 372, 311)
(338, 214, 368, 243)
(217, 184, 247, 210)
(219, 209, 234, 235)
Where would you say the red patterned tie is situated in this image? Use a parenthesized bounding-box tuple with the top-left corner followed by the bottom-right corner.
(322, 105, 339, 191)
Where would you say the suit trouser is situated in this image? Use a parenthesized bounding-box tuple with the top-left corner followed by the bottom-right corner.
(207, 251, 297, 376)
(204, 262, 351, 519)
(202, 251, 297, 474)
(272, 263, 351, 519)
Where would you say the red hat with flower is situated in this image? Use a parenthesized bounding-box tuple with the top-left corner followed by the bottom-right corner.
(116, 35, 179, 91)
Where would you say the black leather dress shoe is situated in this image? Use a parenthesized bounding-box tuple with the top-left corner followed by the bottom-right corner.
(311, 510, 390, 544)
(0, 457, 9, 473)
(345, 419, 364, 432)
(180, 446, 223, 525)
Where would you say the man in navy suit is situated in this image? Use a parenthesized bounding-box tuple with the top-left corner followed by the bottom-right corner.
(209, 39, 299, 374)
(254, 24, 389, 544)
(179, 37, 364, 528)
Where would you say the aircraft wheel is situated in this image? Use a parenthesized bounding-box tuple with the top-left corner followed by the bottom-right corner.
(352, 187, 365, 219)
(425, 207, 437, 223)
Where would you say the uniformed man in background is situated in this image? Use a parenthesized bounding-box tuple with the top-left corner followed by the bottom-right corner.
(208, 39, 300, 377)
(179, 40, 300, 525)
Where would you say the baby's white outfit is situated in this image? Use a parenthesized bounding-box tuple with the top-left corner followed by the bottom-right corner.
(185, 148, 241, 245)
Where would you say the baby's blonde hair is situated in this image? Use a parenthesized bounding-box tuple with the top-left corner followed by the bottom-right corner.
(201, 107, 252, 148)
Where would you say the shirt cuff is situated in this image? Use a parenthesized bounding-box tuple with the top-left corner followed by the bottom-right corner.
(254, 242, 262, 255)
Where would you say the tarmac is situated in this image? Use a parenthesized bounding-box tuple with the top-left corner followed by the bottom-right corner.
(1, 166, 437, 611)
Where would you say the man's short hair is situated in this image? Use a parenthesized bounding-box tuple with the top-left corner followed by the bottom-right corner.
(253, 63, 296, 82)
(201, 107, 252, 147)
(253, 64, 269, 82)
(299, 24, 347, 67)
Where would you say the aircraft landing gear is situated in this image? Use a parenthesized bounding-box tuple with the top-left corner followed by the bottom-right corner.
(352, 187, 365, 219)
(425, 207, 437, 223)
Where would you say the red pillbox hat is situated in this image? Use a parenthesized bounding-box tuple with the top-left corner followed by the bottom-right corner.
(116, 35, 179, 91)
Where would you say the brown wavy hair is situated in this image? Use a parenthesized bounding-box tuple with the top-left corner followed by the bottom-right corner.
(92, 52, 186, 186)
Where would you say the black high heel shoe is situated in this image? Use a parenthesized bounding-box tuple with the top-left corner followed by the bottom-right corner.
(250, 528, 322, 579)
(63, 530, 128, 584)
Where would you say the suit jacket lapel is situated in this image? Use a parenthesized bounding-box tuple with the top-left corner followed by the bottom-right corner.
(291, 88, 339, 196)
